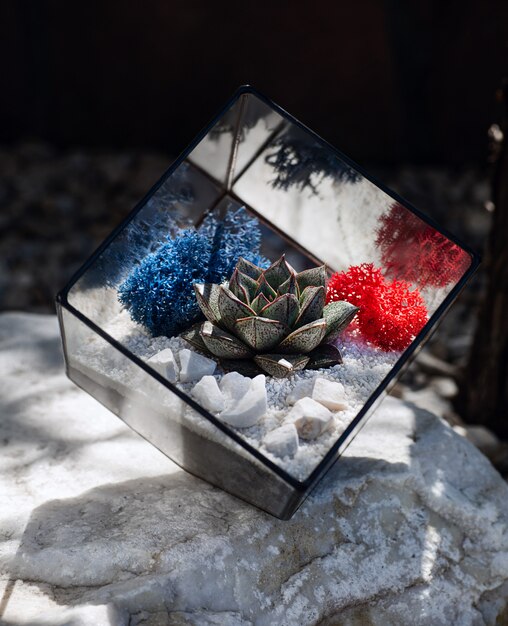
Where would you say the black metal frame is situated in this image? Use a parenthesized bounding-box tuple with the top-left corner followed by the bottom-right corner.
(56, 85, 481, 497)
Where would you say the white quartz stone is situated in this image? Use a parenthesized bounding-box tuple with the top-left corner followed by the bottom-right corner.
(145, 347, 178, 383)
(2, 313, 508, 625)
(219, 371, 252, 404)
(191, 375, 225, 414)
(311, 377, 348, 411)
(263, 423, 299, 458)
(285, 396, 334, 439)
(178, 348, 216, 382)
(286, 378, 315, 405)
(220, 374, 267, 428)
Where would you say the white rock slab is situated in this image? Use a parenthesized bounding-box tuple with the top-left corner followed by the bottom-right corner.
(263, 423, 299, 459)
(146, 347, 178, 383)
(220, 374, 267, 428)
(1, 313, 508, 625)
(191, 375, 225, 414)
(178, 348, 216, 382)
(285, 397, 334, 439)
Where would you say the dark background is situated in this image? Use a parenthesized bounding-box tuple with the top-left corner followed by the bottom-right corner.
(1, 1, 507, 163)
(0, 0, 506, 312)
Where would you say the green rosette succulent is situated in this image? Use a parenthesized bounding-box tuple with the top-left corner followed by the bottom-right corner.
(181, 255, 358, 378)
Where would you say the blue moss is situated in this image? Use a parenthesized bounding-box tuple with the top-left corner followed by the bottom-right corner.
(118, 207, 268, 337)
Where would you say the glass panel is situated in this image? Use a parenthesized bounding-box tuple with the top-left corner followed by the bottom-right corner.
(67, 161, 221, 328)
(233, 121, 473, 315)
(58, 305, 301, 519)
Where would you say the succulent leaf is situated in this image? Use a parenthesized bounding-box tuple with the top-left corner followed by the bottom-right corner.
(200, 321, 253, 359)
(220, 359, 263, 377)
(262, 255, 293, 290)
(234, 316, 289, 351)
(322, 301, 359, 341)
(256, 274, 278, 300)
(187, 255, 356, 377)
(250, 292, 271, 313)
(254, 353, 309, 378)
(236, 257, 264, 280)
(260, 293, 300, 326)
(194, 283, 222, 324)
(229, 269, 258, 302)
(296, 265, 327, 291)
(306, 344, 343, 369)
(181, 323, 209, 352)
(296, 286, 326, 327)
(277, 272, 299, 297)
(217, 286, 255, 331)
(278, 318, 327, 354)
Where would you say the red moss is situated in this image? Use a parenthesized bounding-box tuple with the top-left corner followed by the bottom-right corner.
(375, 203, 471, 288)
(327, 263, 428, 351)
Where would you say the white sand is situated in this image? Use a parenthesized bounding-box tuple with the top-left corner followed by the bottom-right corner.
(74, 310, 400, 481)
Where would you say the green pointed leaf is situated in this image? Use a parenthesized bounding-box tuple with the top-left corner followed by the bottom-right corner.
(262, 255, 293, 290)
(181, 323, 209, 353)
(228, 269, 249, 302)
(306, 344, 343, 370)
(217, 286, 255, 331)
(296, 286, 325, 327)
(278, 318, 327, 354)
(254, 353, 309, 378)
(256, 274, 278, 300)
(322, 301, 359, 341)
(238, 271, 259, 301)
(236, 257, 263, 280)
(277, 272, 299, 297)
(194, 283, 222, 324)
(260, 293, 300, 326)
(250, 292, 271, 313)
(296, 265, 327, 291)
(234, 316, 289, 351)
(200, 321, 252, 359)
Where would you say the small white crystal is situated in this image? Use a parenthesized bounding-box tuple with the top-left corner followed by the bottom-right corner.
(286, 379, 315, 405)
(285, 397, 334, 440)
(179, 349, 216, 383)
(191, 376, 225, 414)
(146, 348, 178, 383)
(219, 371, 252, 404)
(311, 378, 348, 411)
(220, 374, 267, 428)
(264, 423, 299, 458)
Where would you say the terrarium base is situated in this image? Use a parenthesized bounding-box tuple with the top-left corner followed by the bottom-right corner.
(68, 364, 305, 519)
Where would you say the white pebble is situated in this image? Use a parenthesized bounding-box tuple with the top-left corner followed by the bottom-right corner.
(219, 371, 252, 404)
(285, 397, 334, 440)
(264, 423, 299, 458)
(312, 378, 348, 411)
(179, 349, 216, 383)
(286, 379, 314, 405)
(220, 374, 267, 428)
(191, 375, 225, 414)
(146, 348, 178, 383)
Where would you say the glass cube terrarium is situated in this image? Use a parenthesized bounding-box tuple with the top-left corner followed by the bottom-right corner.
(57, 86, 479, 520)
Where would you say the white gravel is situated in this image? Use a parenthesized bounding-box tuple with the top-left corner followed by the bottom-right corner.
(74, 310, 400, 481)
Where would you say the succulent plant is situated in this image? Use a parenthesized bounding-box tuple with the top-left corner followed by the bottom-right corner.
(181, 255, 358, 378)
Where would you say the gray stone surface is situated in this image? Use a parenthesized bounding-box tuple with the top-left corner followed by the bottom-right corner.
(1, 313, 508, 625)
